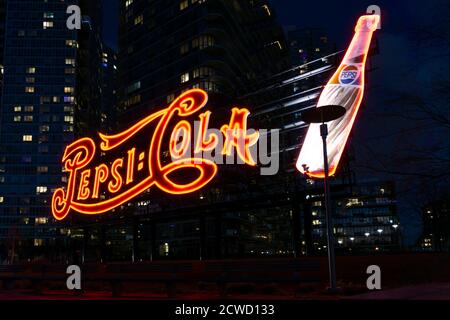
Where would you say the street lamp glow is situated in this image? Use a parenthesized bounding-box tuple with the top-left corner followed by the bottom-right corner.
(377, 229, 383, 234)
(392, 224, 399, 229)
(365, 232, 370, 237)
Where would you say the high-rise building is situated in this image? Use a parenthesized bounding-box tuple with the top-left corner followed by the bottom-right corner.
(0, 0, 105, 263)
(420, 197, 450, 252)
(304, 181, 401, 254)
(118, 0, 289, 126)
(89, 0, 292, 261)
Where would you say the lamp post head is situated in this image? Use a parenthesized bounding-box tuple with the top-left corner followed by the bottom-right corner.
(301, 105, 347, 124)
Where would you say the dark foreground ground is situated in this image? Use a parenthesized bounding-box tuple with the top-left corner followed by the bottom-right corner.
(1, 283, 450, 300)
(1, 253, 450, 300)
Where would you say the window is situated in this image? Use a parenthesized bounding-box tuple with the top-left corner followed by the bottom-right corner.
(180, 0, 189, 10)
(37, 166, 48, 174)
(24, 106, 34, 112)
(65, 58, 76, 66)
(24, 116, 33, 122)
(192, 35, 215, 49)
(180, 43, 189, 55)
(35, 218, 48, 225)
(65, 68, 76, 74)
(125, 0, 134, 8)
(134, 14, 143, 26)
(23, 135, 33, 142)
(14, 106, 22, 112)
(25, 87, 35, 93)
(64, 116, 74, 124)
(0, 197, 4, 204)
(167, 94, 175, 103)
(38, 146, 49, 153)
(43, 21, 54, 29)
(64, 96, 75, 103)
(40, 125, 50, 133)
(36, 186, 48, 194)
(26, 77, 35, 83)
(14, 116, 21, 122)
(43, 12, 54, 19)
(180, 72, 190, 83)
(126, 81, 141, 94)
(26, 67, 36, 74)
(193, 81, 218, 92)
(193, 67, 214, 79)
(64, 86, 74, 94)
(65, 40, 78, 48)
(34, 239, 45, 247)
(18, 30, 25, 37)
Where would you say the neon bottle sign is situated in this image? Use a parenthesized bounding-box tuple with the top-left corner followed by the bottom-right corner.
(52, 89, 259, 220)
(296, 14, 380, 178)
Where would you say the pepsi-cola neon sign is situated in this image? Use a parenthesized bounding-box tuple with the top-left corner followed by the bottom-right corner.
(52, 89, 259, 220)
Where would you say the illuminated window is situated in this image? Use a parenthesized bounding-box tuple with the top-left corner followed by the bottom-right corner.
(14, 106, 22, 112)
(24, 116, 33, 122)
(14, 116, 21, 122)
(180, 0, 189, 11)
(64, 116, 74, 124)
(40, 125, 50, 133)
(36, 186, 48, 194)
(65, 58, 76, 66)
(35, 217, 48, 225)
(315, 48, 320, 52)
(63, 125, 74, 133)
(65, 40, 78, 48)
(26, 67, 36, 74)
(64, 86, 74, 94)
(134, 14, 143, 25)
(64, 96, 74, 104)
(43, 21, 54, 29)
(0, 197, 4, 203)
(193, 67, 214, 79)
(24, 106, 34, 112)
(125, 0, 134, 8)
(43, 12, 54, 19)
(180, 72, 190, 83)
(192, 35, 215, 49)
(23, 135, 33, 142)
(25, 86, 35, 93)
(124, 94, 141, 108)
(34, 239, 45, 247)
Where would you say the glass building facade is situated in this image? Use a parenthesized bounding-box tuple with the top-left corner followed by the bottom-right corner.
(0, 0, 104, 263)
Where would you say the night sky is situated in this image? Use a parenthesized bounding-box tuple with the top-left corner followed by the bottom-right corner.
(102, 1, 450, 246)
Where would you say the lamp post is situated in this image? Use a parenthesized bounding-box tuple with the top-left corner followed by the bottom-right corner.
(301, 104, 346, 292)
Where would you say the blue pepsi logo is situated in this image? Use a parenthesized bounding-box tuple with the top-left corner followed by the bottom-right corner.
(339, 65, 360, 85)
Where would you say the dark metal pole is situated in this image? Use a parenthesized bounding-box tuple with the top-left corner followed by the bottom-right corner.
(320, 123, 337, 291)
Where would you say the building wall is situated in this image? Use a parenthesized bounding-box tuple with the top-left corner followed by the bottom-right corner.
(0, 0, 104, 263)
